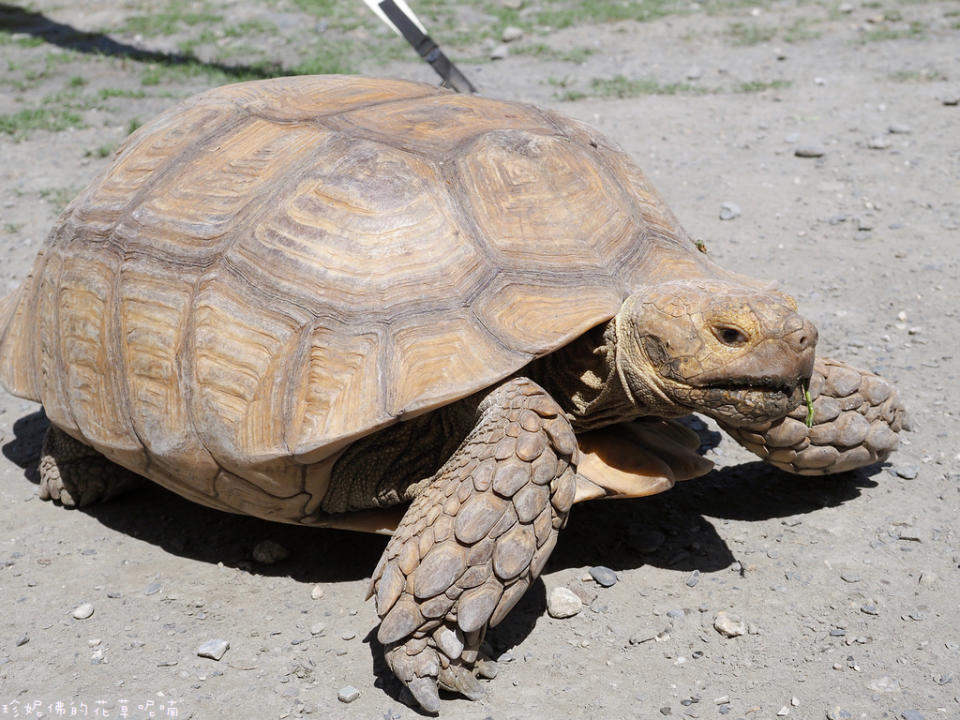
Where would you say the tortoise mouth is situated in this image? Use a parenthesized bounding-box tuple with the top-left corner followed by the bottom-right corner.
(675, 379, 806, 424)
(701, 376, 800, 397)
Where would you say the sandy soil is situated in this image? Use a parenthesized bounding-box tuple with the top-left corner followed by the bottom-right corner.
(1, 1, 958, 718)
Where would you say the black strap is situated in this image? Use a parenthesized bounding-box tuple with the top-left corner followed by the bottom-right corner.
(378, 0, 477, 94)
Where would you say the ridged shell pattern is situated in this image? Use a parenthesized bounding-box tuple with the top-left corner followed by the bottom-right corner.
(0, 75, 711, 522)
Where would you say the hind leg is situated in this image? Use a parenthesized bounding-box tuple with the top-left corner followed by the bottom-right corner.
(39, 425, 142, 507)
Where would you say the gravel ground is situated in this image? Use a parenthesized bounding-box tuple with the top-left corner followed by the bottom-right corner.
(1, 1, 958, 718)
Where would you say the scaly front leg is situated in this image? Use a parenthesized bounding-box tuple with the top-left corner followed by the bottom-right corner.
(720, 358, 907, 474)
(369, 377, 578, 712)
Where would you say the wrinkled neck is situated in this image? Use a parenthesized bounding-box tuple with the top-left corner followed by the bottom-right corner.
(525, 320, 640, 431)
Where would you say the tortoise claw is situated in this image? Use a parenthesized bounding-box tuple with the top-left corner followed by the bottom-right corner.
(407, 676, 441, 715)
(438, 662, 484, 700)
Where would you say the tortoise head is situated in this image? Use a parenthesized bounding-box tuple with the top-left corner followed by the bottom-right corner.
(614, 280, 817, 424)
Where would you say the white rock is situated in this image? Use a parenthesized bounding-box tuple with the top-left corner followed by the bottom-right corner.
(196, 639, 230, 661)
(867, 675, 901, 693)
(719, 202, 741, 221)
(547, 587, 583, 618)
(310, 622, 326, 636)
(338, 685, 360, 703)
(310, 584, 325, 600)
(713, 611, 746, 637)
(502, 26, 524, 42)
(490, 44, 509, 60)
(72, 603, 94, 620)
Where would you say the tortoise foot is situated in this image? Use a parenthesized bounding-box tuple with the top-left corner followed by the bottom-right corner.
(722, 357, 907, 475)
(370, 378, 577, 711)
(39, 426, 142, 507)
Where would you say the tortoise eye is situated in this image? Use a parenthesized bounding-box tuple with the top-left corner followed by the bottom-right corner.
(715, 326, 748, 346)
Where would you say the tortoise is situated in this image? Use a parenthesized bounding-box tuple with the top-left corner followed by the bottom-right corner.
(0, 75, 905, 712)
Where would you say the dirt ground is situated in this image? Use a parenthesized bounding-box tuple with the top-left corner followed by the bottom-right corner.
(1, 0, 958, 718)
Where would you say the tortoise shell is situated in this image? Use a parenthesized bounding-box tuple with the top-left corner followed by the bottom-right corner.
(0, 75, 713, 523)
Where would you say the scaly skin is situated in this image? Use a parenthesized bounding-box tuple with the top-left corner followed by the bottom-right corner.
(369, 377, 578, 712)
(720, 357, 906, 474)
(39, 426, 142, 507)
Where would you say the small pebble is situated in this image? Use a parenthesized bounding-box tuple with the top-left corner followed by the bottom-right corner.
(144, 582, 163, 596)
(338, 685, 360, 703)
(895, 466, 919, 480)
(547, 587, 583, 618)
(685, 570, 700, 588)
(659, 707, 671, 716)
(719, 202, 741, 221)
(861, 603, 879, 616)
(196, 639, 229, 661)
(791, 697, 800, 707)
(840, 571, 861, 583)
(310, 585, 324, 600)
(867, 136, 890, 150)
(72, 603, 94, 620)
(589, 566, 618, 587)
(714, 611, 746, 638)
(826, 710, 852, 720)
(16, 634, 28, 647)
(795, 145, 826, 158)
(666, 609, 685, 619)
(901, 711, 925, 720)
(501, 26, 523, 42)
(252, 540, 289, 564)
(935, 672, 953, 685)
(686, 66, 702, 80)
(942, 96, 959, 106)
(569, 585, 597, 606)
(490, 44, 509, 60)
(714, 696, 730, 705)
(777, 707, 789, 717)
(888, 123, 911, 134)
(310, 623, 325, 636)
(341, 630, 356, 641)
